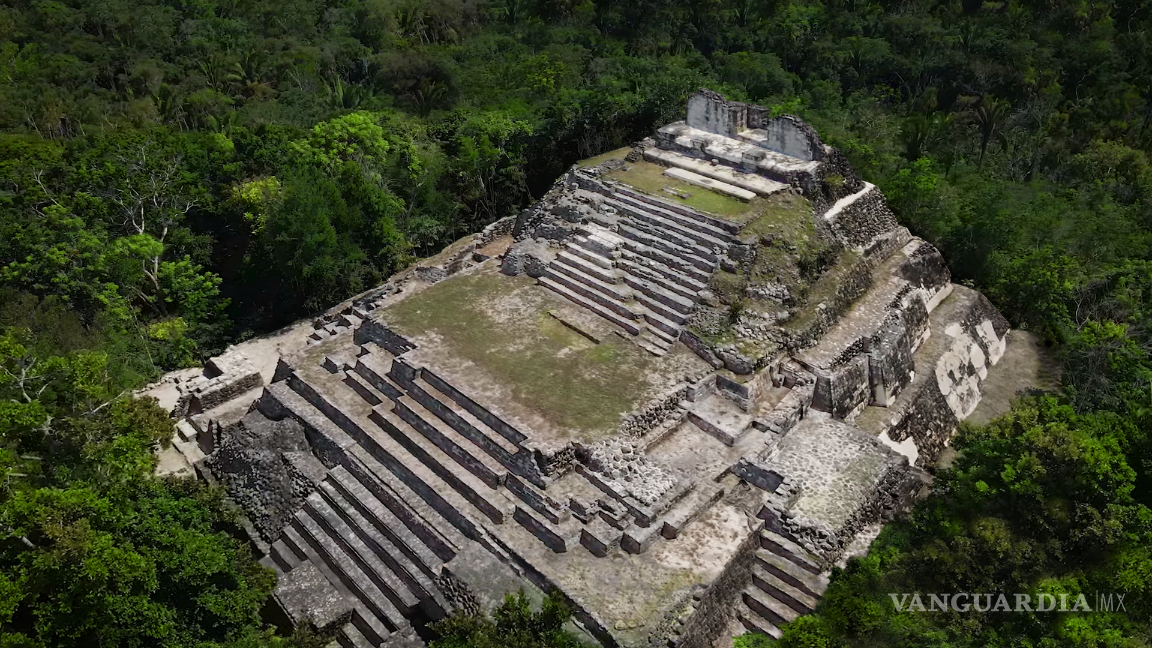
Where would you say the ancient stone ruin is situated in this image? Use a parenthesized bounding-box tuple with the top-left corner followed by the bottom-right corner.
(148, 90, 1012, 648)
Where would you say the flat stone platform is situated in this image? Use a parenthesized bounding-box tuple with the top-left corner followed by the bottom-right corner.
(376, 264, 710, 450)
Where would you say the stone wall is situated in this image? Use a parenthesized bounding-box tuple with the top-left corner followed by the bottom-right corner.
(824, 185, 900, 249)
(685, 90, 825, 163)
(670, 522, 763, 648)
(353, 319, 417, 356)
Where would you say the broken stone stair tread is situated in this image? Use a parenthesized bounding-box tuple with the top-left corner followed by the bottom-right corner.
(621, 520, 663, 554)
(660, 483, 725, 539)
(755, 548, 829, 598)
(735, 600, 783, 640)
(751, 562, 819, 613)
(338, 623, 374, 648)
(343, 373, 383, 406)
(616, 223, 716, 272)
(580, 515, 624, 556)
(334, 454, 463, 563)
(760, 528, 822, 574)
(512, 504, 582, 553)
(301, 493, 422, 613)
(370, 405, 512, 525)
(619, 260, 701, 301)
(548, 260, 632, 302)
(327, 467, 447, 576)
(623, 274, 696, 313)
(555, 250, 621, 284)
(538, 276, 643, 336)
(410, 376, 521, 456)
(617, 236, 712, 283)
(616, 249, 709, 290)
(663, 166, 757, 201)
(566, 241, 615, 270)
(619, 208, 724, 264)
(262, 381, 358, 458)
(633, 332, 669, 357)
(393, 394, 509, 488)
(644, 146, 790, 197)
(611, 185, 740, 238)
(353, 354, 404, 400)
(637, 294, 689, 328)
(638, 327, 675, 349)
(601, 195, 731, 250)
(270, 538, 304, 573)
(316, 479, 443, 608)
(742, 583, 800, 626)
(543, 269, 642, 321)
(280, 525, 394, 645)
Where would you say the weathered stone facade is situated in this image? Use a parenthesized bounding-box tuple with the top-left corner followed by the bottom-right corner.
(146, 90, 1016, 648)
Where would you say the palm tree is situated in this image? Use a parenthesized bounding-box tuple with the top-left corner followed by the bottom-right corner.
(967, 95, 1012, 168)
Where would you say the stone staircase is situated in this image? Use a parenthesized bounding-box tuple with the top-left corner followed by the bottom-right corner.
(736, 528, 829, 639)
(538, 187, 737, 356)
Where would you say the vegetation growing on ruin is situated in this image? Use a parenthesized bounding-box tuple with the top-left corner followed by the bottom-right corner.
(602, 160, 754, 217)
(1, 0, 1152, 644)
(384, 270, 659, 437)
(430, 590, 588, 648)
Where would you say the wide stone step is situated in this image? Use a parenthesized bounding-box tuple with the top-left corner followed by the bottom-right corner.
(752, 563, 819, 613)
(370, 405, 510, 525)
(620, 260, 701, 301)
(548, 260, 631, 302)
(419, 367, 528, 446)
(555, 251, 620, 284)
(269, 538, 303, 573)
(643, 147, 789, 197)
(612, 187, 740, 237)
(735, 600, 783, 640)
(664, 166, 757, 201)
(327, 466, 447, 576)
(316, 479, 443, 612)
(539, 277, 643, 335)
(338, 623, 373, 648)
(625, 217, 720, 267)
(618, 239, 711, 284)
(544, 270, 640, 322)
(302, 494, 421, 613)
(617, 224, 715, 273)
(760, 528, 822, 574)
(743, 585, 799, 626)
(279, 374, 499, 533)
(333, 457, 461, 565)
(636, 292, 689, 326)
(343, 372, 383, 406)
(755, 548, 829, 599)
(393, 395, 507, 489)
(603, 196, 730, 251)
(641, 307, 684, 339)
(566, 241, 615, 269)
(623, 275, 695, 314)
(353, 354, 404, 401)
(409, 377, 546, 489)
(512, 504, 582, 553)
(660, 483, 725, 539)
(633, 331, 669, 357)
(280, 526, 394, 645)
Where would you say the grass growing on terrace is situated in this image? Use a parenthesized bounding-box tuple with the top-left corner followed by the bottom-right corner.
(383, 271, 659, 438)
(602, 160, 757, 218)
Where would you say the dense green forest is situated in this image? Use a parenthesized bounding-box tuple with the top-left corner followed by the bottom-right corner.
(2, 0, 1152, 645)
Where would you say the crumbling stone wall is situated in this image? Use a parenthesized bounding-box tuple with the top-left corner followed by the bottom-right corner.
(204, 412, 327, 542)
(669, 523, 763, 648)
(825, 186, 900, 249)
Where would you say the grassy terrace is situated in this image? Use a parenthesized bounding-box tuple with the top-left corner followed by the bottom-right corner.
(382, 269, 666, 440)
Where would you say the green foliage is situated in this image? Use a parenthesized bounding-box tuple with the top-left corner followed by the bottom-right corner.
(430, 590, 588, 648)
